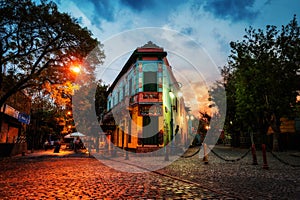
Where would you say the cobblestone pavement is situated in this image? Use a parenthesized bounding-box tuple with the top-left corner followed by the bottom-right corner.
(0, 145, 299, 199)
(158, 145, 300, 200)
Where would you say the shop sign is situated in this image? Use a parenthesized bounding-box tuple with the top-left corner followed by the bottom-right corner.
(4, 104, 19, 119)
(18, 113, 31, 124)
(139, 105, 162, 116)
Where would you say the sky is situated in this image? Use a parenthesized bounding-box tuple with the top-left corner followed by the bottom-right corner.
(52, 0, 299, 114)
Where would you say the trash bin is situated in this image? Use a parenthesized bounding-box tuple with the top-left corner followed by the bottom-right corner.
(53, 145, 60, 153)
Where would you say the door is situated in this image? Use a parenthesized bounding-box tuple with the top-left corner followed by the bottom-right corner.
(142, 116, 159, 145)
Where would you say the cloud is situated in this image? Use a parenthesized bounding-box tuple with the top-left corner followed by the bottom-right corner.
(203, 0, 259, 22)
(79, 0, 117, 25)
(122, 0, 155, 11)
(165, 2, 248, 69)
(53, 0, 300, 85)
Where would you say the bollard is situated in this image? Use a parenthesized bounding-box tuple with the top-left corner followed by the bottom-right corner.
(251, 144, 258, 165)
(203, 143, 209, 164)
(262, 144, 269, 169)
(53, 145, 60, 153)
(164, 146, 169, 161)
(125, 148, 129, 160)
(111, 147, 117, 157)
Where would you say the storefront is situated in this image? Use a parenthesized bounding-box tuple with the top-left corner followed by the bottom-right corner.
(0, 92, 31, 156)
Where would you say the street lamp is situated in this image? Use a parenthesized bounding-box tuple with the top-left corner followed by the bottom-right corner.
(67, 63, 81, 150)
(164, 82, 182, 160)
(169, 90, 175, 99)
(70, 64, 81, 74)
(186, 114, 194, 146)
(169, 90, 175, 141)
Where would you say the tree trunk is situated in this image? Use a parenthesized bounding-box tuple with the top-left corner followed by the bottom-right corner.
(270, 114, 280, 152)
(272, 131, 279, 152)
(250, 131, 258, 165)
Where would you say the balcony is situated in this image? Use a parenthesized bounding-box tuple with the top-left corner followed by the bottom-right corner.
(129, 92, 162, 107)
(139, 92, 162, 103)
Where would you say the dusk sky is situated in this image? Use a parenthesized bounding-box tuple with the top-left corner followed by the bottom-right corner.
(53, 0, 299, 113)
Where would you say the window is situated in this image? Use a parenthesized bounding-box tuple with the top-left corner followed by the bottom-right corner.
(117, 91, 120, 103)
(108, 100, 111, 110)
(123, 86, 126, 99)
(129, 79, 132, 96)
(143, 72, 157, 92)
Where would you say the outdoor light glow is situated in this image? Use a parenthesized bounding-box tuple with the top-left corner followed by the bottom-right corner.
(178, 92, 183, 97)
(186, 115, 195, 120)
(169, 91, 175, 99)
(70, 65, 81, 73)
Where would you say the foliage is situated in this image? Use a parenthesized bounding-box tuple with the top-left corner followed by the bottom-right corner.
(212, 15, 300, 150)
(95, 79, 109, 121)
(230, 16, 299, 134)
(28, 96, 65, 148)
(0, 0, 101, 107)
(209, 16, 300, 149)
(73, 80, 98, 137)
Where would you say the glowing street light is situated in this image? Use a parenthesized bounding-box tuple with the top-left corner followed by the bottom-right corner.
(70, 65, 81, 74)
(169, 91, 175, 99)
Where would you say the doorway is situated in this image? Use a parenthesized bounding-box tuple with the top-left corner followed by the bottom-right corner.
(142, 116, 159, 145)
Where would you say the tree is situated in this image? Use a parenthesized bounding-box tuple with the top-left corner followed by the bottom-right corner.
(28, 95, 65, 149)
(95, 79, 109, 122)
(228, 15, 300, 151)
(0, 0, 100, 108)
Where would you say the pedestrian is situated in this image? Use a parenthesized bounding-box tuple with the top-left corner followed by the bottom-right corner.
(175, 125, 179, 135)
(157, 129, 164, 146)
(174, 125, 180, 145)
(74, 137, 81, 152)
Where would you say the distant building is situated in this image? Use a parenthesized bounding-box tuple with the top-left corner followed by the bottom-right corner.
(101, 41, 189, 151)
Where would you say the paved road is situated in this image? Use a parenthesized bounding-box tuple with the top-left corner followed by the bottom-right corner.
(0, 145, 299, 199)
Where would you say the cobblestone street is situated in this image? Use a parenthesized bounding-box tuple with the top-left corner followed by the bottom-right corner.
(0, 145, 299, 199)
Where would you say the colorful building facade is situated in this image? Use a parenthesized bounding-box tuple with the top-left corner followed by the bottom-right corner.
(102, 41, 189, 151)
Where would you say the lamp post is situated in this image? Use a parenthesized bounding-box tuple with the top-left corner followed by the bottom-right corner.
(186, 114, 194, 146)
(164, 82, 182, 160)
(169, 90, 175, 156)
(169, 90, 175, 140)
(68, 64, 81, 152)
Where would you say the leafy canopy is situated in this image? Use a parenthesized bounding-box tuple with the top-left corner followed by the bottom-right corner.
(0, 0, 102, 107)
(228, 15, 300, 133)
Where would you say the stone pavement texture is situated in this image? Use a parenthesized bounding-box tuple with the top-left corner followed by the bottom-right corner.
(0, 145, 299, 199)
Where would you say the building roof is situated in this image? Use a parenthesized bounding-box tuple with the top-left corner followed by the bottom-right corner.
(107, 42, 167, 94)
(140, 41, 162, 49)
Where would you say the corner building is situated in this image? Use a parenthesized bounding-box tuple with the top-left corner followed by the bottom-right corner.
(103, 41, 188, 152)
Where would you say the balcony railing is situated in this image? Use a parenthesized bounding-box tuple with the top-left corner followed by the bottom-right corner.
(129, 92, 162, 105)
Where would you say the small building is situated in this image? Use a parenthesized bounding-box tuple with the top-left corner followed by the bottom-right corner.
(0, 90, 31, 156)
(102, 41, 189, 152)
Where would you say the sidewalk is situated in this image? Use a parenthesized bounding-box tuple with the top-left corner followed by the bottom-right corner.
(13, 146, 90, 159)
(10, 144, 300, 161)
